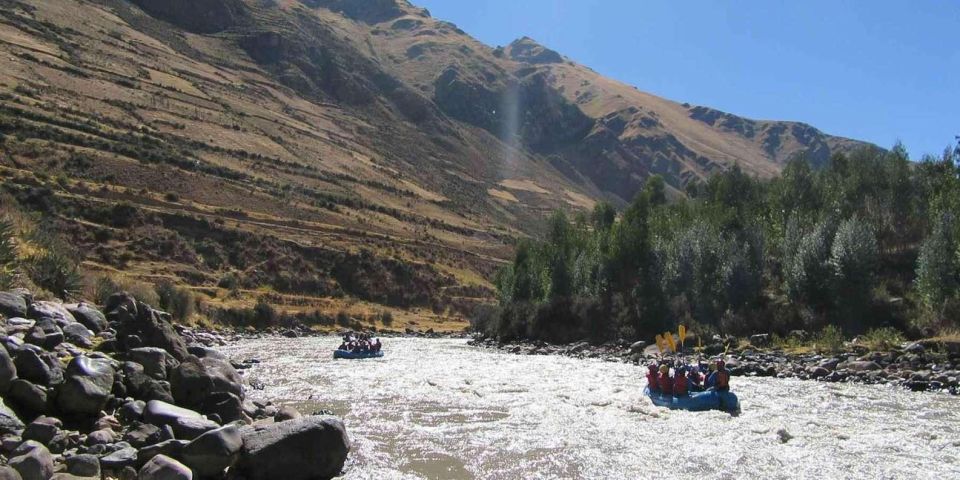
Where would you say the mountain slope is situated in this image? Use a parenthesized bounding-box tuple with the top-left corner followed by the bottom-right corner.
(0, 0, 872, 327)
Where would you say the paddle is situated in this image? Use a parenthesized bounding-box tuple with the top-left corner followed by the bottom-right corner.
(665, 331, 677, 355)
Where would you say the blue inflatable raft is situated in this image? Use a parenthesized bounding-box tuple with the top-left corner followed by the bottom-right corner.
(644, 387, 740, 413)
(333, 349, 384, 360)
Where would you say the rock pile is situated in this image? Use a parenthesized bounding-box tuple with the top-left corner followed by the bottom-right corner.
(0, 290, 350, 479)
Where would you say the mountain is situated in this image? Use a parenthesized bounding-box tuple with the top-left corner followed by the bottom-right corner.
(0, 0, 872, 328)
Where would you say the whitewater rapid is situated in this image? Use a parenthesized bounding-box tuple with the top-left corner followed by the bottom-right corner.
(220, 337, 960, 479)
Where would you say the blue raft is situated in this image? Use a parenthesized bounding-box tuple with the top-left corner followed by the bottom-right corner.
(333, 349, 384, 360)
(644, 387, 740, 413)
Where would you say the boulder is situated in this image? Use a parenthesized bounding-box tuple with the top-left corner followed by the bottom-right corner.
(99, 446, 138, 470)
(143, 401, 203, 427)
(0, 466, 22, 480)
(127, 348, 179, 380)
(180, 424, 241, 477)
(57, 356, 115, 416)
(65, 454, 100, 478)
(0, 397, 24, 434)
(4, 318, 35, 337)
(749, 334, 771, 348)
(118, 400, 146, 424)
(24, 321, 63, 350)
(7, 379, 47, 415)
(21, 417, 60, 444)
(8, 441, 54, 480)
(274, 405, 302, 422)
(14, 349, 62, 386)
(842, 360, 882, 372)
(64, 304, 107, 334)
(200, 392, 244, 423)
(0, 292, 28, 318)
(26, 302, 76, 328)
(169, 356, 243, 412)
(123, 423, 162, 448)
(0, 346, 16, 393)
(85, 428, 116, 446)
(105, 294, 188, 361)
(121, 363, 174, 403)
(138, 454, 192, 480)
(233, 416, 349, 480)
(61, 324, 94, 349)
(137, 439, 188, 467)
(628, 341, 646, 354)
(171, 416, 219, 441)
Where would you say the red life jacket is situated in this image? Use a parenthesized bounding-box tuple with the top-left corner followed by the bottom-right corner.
(658, 373, 673, 394)
(716, 370, 730, 391)
(673, 373, 688, 396)
(646, 373, 659, 391)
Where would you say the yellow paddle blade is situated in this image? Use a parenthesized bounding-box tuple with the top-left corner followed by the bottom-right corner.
(679, 325, 687, 343)
(654, 334, 664, 352)
(665, 332, 677, 352)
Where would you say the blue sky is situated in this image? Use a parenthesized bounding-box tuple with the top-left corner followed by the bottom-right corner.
(415, 0, 959, 158)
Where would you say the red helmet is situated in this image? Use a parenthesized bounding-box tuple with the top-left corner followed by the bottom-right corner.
(716, 359, 726, 368)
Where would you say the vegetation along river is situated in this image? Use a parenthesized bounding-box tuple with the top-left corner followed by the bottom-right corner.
(221, 337, 960, 479)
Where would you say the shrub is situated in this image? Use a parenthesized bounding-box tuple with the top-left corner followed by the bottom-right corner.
(336, 310, 353, 327)
(861, 327, 905, 351)
(24, 250, 82, 299)
(156, 280, 197, 321)
(0, 218, 17, 290)
(90, 274, 159, 306)
(813, 325, 844, 353)
(380, 310, 394, 326)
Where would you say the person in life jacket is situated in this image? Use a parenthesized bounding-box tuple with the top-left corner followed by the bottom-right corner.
(687, 365, 703, 392)
(703, 361, 719, 389)
(646, 365, 659, 392)
(714, 360, 730, 392)
(657, 364, 673, 395)
(673, 366, 689, 396)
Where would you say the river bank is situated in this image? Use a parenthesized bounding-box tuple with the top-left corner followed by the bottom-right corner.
(468, 335, 960, 395)
(0, 289, 349, 479)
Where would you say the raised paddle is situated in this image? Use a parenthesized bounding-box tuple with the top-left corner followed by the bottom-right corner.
(678, 324, 687, 352)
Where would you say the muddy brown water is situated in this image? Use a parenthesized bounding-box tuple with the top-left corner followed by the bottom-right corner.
(220, 337, 960, 479)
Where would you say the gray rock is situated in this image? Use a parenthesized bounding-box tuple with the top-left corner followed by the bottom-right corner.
(8, 379, 48, 416)
(24, 321, 63, 350)
(121, 363, 174, 403)
(143, 401, 202, 427)
(8, 441, 54, 480)
(105, 295, 188, 361)
(64, 304, 107, 334)
(0, 466, 23, 480)
(21, 417, 61, 444)
(200, 392, 244, 423)
(14, 349, 61, 386)
(99, 446, 138, 470)
(26, 302, 76, 328)
(57, 356, 115, 416)
(628, 341, 646, 354)
(0, 292, 28, 318)
(233, 416, 349, 480)
(66, 454, 100, 477)
(170, 356, 243, 412)
(274, 405, 302, 422)
(84, 429, 115, 446)
(138, 455, 192, 480)
(127, 348, 179, 380)
(4, 318, 35, 337)
(61, 324, 94, 349)
(122, 423, 161, 448)
(180, 424, 241, 477)
(842, 360, 882, 372)
(0, 346, 16, 393)
(809, 366, 830, 378)
(0, 397, 24, 434)
(171, 416, 219, 441)
(749, 334, 771, 347)
(137, 439, 188, 467)
(118, 400, 146, 424)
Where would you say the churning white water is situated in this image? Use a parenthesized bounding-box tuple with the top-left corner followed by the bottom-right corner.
(220, 337, 960, 480)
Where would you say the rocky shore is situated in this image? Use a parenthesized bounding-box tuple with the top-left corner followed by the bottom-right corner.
(0, 289, 350, 480)
(469, 334, 960, 395)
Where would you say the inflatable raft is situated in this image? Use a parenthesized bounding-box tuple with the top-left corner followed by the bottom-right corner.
(333, 349, 384, 360)
(644, 387, 740, 413)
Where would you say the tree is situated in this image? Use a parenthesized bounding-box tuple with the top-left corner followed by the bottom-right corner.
(829, 216, 878, 330)
(916, 213, 958, 311)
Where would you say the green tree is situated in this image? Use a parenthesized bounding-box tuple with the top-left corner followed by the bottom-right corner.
(916, 213, 958, 311)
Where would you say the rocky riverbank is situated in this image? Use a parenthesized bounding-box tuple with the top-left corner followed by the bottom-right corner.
(469, 334, 960, 395)
(0, 289, 350, 480)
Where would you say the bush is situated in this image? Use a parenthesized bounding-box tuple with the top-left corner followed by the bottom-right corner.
(861, 327, 905, 351)
(24, 250, 82, 299)
(813, 325, 844, 353)
(156, 280, 196, 321)
(380, 310, 394, 326)
(0, 218, 17, 290)
(90, 274, 159, 306)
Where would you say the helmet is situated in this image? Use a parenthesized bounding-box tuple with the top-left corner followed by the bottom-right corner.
(717, 359, 726, 369)
(648, 365, 658, 373)
(659, 364, 669, 374)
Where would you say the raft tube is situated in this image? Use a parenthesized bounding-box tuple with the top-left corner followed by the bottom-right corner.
(643, 387, 740, 413)
(333, 349, 385, 360)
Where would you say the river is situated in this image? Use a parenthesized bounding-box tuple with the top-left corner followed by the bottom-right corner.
(220, 337, 960, 479)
